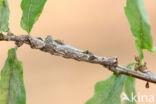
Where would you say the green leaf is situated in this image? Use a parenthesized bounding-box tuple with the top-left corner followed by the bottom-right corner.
(0, 48, 26, 104)
(20, 0, 47, 34)
(86, 74, 126, 104)
(0, 0, 10, 32)
(124, 62, 137, 104)
(85, 63, 137, 104)
(123, 64, 137, 104)
(124, 0, 153, 60)
(123, 76, 137, 104)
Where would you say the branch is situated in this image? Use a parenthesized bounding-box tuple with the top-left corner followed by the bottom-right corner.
(1, 33, 156, 84)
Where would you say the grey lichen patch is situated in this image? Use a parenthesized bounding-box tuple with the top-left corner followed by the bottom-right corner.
(88, 54, 96, 60)
(37, 37, 43, 41)
(45, 35, 53, 43)
(29, 37, 45, 49)
(55, 40, 64, 45)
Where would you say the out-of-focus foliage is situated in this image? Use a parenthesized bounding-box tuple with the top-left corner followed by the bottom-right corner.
(86, 63, 137, 104)
(123, 63, 137, 104)
(124, 0, 154, 60)
(0, 48, 26, 104)
(0, 0, 10, 32)
(86, 74, 126, 104)
(20, 0, 47, 34)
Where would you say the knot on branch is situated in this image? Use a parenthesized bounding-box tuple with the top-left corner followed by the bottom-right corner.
(0, 33, 9, 40)
(28, 37, 45, 49)
(103, 57, 118, 68)
(15, 41, 24, 47)
(135, 56, 149, 73)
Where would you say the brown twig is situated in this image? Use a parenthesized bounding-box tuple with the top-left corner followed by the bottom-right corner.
(1, 33, 156, 83)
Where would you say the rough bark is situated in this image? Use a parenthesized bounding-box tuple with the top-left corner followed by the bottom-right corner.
(1, 33, 156, 84)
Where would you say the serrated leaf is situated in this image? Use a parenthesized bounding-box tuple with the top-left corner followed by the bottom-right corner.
(20, 0, 47, 34)
(0, 0, 10, 32)
(0, 48, 26, 104)
(124, 0, 153, 60)
(86, 74, 126, 104)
